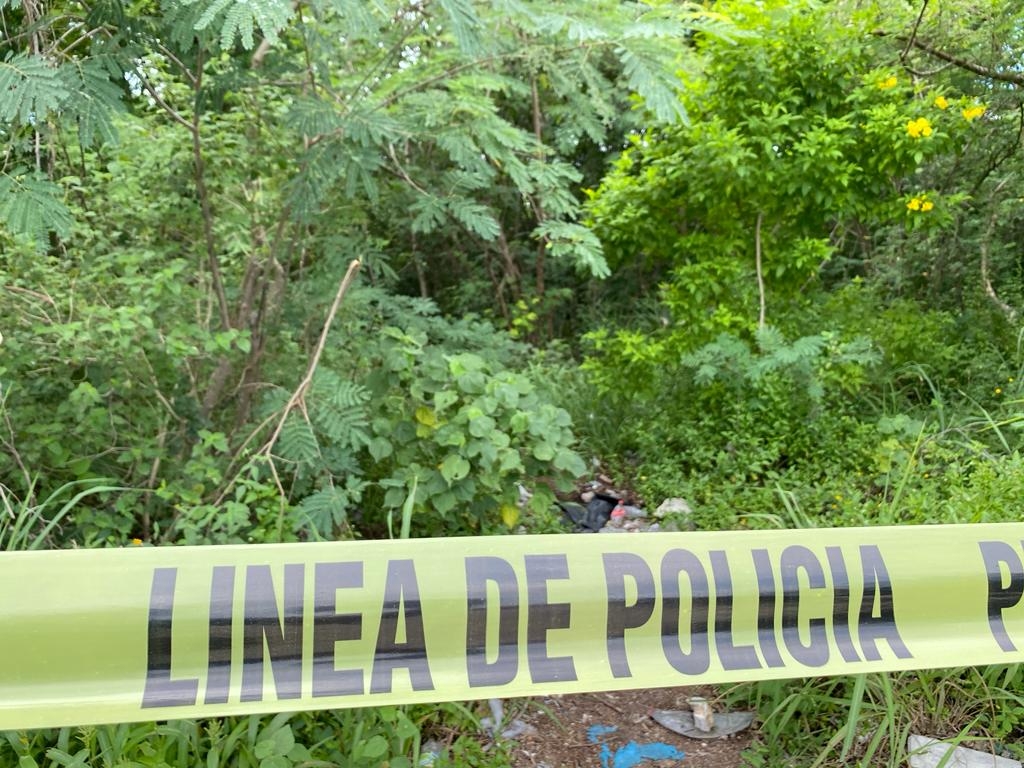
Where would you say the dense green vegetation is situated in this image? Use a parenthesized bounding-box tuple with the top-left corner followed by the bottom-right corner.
(3, 0, 1024, 764)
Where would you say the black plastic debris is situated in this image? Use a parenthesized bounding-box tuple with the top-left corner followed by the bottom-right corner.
(558, 493, 619, 532)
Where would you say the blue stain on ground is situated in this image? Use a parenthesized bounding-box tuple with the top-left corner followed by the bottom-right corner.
(586, 724, 685, 768)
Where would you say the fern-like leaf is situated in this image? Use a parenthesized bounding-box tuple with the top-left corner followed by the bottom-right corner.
(0, 53, 70, 124)
(297, 486, 350, 538)
(186, 0, 295, 50)
(436, 0, 484, 55)
(276, 414, 320, 464)
(615, 41, 688, 124)
(447, 199, 500, 241)
(410, 194, 447, 235)
(0, 170, 74, 244)
(62, 60, 124, 147)
(534, 220, 609, 278)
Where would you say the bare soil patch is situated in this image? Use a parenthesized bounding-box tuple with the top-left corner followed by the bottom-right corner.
(506, 687, 753, 768)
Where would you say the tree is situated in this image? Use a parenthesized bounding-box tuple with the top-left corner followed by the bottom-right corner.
(0, 0, 724, 542)
(584, 0, 992, 371)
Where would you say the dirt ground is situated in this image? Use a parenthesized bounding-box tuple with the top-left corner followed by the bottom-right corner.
(505, 687, 754, 768)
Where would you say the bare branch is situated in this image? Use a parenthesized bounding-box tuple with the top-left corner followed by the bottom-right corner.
(900, 0, 929, 62)
(980, 179, 1017, 323)
(874, 29, 1024, 87)
(259, 258, 362, 459)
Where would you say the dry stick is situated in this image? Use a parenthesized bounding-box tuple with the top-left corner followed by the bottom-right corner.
(755, 211, 766, 330)
(260, 258, 363, 458)
(980, 179, 1016, 323)
(900, 0, 929, 62)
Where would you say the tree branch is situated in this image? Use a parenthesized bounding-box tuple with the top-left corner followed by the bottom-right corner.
(980, 179, 1016, 323)
(259, 258, 362, 458)
(874, 29, 1024, 87)
(900, 0, 929, 62)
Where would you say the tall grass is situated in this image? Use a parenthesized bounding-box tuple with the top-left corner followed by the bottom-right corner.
(0, 480, 124, 551)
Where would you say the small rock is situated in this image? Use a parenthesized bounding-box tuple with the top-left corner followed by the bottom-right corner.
(907, 735, 1021, 768)
(622, 505, 647, 519)
(655, 497, 692, 519)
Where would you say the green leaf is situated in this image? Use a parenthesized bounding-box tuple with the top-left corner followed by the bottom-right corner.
(448, 200, 500, 241)
(535, 220, 609, 278)
(395, 710, 420, 740)
(553, 450, 586, 476)
(368, 437, 393, 461)
(0, 170, 74, 245)
(435, 389, 460, 411)
(254, 740, 275, 760)
(276, 415, 319, 464)
(532, 443, 555, 461)
(0, 53, 70, 124)
(615, 42, 688, 124)
(436, 0, 483, 54)
(187, 0, 295, 49)
(361, 735, 388, 759)
(400, 475, 417, 539)
(298, 487, 352, 537)
(433, 490, 457, 515)
(64, 59, 123, 147)
(468, 415, 496, 438)
(440, 455, 471, 484)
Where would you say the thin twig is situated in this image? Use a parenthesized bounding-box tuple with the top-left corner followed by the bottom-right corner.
(980, 179, 1016, 323)
(900, 0, 929, 62)
(387, 143, 429, 194)
(155, 41, 197, 86)
(259, 259, 362, 458)
(137, 75, 194, 131)
(588, 693, 626, 716)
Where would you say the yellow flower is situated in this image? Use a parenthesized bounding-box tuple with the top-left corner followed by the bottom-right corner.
(907, 196, 934, 212)
(906, 117, 933, 138)
(878, 75, 898, 90)
(995, 387, 1003, 395)
(934, 95, 949, 110)
(131, 538, 143, 546)
(962, 104, 986, 121)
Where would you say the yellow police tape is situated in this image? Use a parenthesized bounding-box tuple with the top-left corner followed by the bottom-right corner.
(3, 523, 1024, 731)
